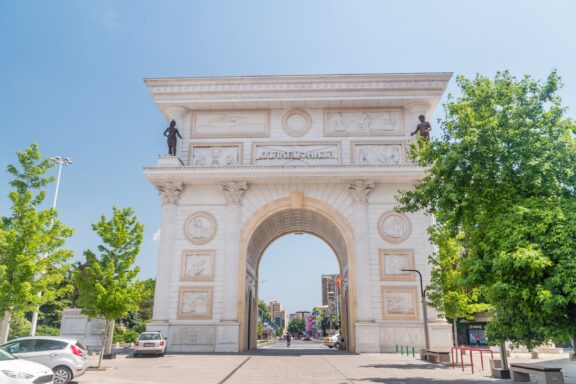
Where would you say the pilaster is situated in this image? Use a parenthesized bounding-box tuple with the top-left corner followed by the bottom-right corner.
(152, 182, 183, 322)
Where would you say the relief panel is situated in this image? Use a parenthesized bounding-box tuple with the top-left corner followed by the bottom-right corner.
(181, 250, 215, 281)
(382, 287, 419, 320)
(379, 250, 415, 281)
(189, 143, 242, 167)
(184, 212, 217, 245)
(324, 109, 403, 136)
(177, 287, 213, 320)
(352, 142, 405, 165)
(378, 211, 412, 244)
(192, 110, 270, 138)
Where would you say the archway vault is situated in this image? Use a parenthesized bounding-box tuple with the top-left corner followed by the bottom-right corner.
(237, 196, 357, 352)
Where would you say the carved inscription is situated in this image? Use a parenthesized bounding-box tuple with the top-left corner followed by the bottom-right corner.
(325, 109, 402, 136)
(253, 144, 339, 166)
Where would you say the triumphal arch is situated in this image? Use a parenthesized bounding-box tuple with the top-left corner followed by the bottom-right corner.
(143, 73, 453, 353)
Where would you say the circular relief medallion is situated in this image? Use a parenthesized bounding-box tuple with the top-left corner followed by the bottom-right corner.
(184, 212, 217, 245)
(282, 109, 312, 137)
(378, 211, 411, 244)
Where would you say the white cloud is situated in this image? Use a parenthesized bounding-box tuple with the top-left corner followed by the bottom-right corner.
(153, 228, 161, 243)
(97, 1, 120, 32)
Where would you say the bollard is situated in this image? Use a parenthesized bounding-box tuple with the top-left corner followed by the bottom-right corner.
(401, 345, 404, 355)
(412, 347, 415, 357)
(396, 345, 398, 353)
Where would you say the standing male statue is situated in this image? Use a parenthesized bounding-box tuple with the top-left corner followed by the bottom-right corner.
(164, 119, 182, 156)
(410, 115, 432, 142)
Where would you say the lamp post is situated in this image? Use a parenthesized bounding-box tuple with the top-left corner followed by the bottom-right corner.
(30, 156, 73, 336)
(402, 268, 430, 352)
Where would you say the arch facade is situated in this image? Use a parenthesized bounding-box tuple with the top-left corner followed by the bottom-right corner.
(144, 73, 454, 352)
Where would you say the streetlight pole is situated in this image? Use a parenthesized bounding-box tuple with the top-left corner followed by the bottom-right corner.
(402, 268, 430, 352)
(30, 156, 73, 336)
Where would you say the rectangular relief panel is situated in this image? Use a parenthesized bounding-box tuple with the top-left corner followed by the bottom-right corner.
(192, 110, 270, 138)
(181, 250, 215, 281)
(382, 287, 419, 320)
(177, 287, 214, 320)
(189, 143, 242, 167)
(252, 142, 340, 166)
(352, 142, 406, 165)
(379, 249, 415, 281)
(324, 109, 403, 136)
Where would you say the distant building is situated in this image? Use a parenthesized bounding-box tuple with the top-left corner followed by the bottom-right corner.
(321, 274, 338, 305)
(269, 300, 287, 329)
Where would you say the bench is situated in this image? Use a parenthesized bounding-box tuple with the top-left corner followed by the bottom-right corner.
(510, 363, 564, 383)
(426, 349, 451, 363)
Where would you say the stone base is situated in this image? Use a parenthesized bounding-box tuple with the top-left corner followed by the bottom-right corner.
(59, 308, 106, 352)
(492, 368, 511, 379)
(157, 155, 183, 167)
(147, 321, 239, 353)
(375, 320, 453, 353)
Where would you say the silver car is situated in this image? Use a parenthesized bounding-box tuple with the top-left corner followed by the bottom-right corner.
(0, 336, 87, 384)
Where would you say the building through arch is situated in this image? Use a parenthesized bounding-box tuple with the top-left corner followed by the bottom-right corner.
(144, 73, 453, 352)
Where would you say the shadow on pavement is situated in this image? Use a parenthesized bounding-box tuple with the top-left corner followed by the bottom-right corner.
(360, 363, 450, 370)
(251, 348, 356, 356)
(355, 378, 500, 383)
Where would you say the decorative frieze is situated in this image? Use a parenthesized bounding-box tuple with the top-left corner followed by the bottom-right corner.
(192, 110, 270, 138)
(325, 109, 403, 136)
(347, 179, 375, 203)
(252, 143, 340, 166)
(157, 182, 183, 204)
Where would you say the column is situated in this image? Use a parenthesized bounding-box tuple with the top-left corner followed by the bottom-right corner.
(347, 179, 375, 322)
(221, 181, 248, 320)
(152, 181, 183, 322)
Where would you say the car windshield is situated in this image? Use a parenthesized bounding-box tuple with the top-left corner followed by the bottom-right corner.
(0, 349, 17, 361)
(139, 333, 161, 340)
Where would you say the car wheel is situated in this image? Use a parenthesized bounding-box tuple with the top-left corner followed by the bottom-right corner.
(334, 342, 341, 350)
(328, 345, 333, 348)
(53, 366, 72, 384)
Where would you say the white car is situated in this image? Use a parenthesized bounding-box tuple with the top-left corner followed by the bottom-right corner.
(323, 334, 344, 350)
(133, 332, 167, 357)
(0, 349, 53, 384)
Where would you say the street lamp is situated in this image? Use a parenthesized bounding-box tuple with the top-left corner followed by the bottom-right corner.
(30, 156, 73, 336)
(402, 268, 430, 352)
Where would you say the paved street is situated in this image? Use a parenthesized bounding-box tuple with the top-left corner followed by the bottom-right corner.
(72, 340, 576, 384)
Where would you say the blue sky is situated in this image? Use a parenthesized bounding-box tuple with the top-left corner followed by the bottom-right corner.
(1, 1, 575, 316)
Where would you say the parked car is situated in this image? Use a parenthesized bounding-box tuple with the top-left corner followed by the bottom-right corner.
(0, 336, 87, 384)
(133, 331, 167, 357)
(323, 334, 344, 349)
(0, 348, 53, 384)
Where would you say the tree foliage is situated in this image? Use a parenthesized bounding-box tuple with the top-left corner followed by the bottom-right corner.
(288, 318, 305, 334)
(398, 71, 576, 348)
(0, 145, 73, 338)
(257, 300, 271, 323)
(75, 207, 144, 321)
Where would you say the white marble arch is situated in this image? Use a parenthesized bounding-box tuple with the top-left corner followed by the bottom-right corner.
(143, 73, 454, 353)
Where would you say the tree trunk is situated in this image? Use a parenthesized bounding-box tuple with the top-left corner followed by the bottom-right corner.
(0, 311, 11, 343)
(104, 319, 115, 355)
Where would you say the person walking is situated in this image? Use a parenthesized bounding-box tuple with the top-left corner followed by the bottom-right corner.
(285, 333, 292, 348)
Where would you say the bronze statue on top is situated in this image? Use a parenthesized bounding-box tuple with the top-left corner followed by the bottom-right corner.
(410, 115, 432, 142)
(164, 120, 182, 156)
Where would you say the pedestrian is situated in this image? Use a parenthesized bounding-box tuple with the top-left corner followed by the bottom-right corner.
(475, 335, 480, 347)
(286, 333, 291, 348)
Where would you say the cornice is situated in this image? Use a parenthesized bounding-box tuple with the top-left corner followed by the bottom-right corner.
(143, 164, 426, 185)
(145, 73, 452, 96)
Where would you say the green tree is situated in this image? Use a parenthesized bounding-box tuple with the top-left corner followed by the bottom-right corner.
(0, 145, 73, 343)
(75, 207, 144, 366)
(258, 300, 271, 323)
(138, 278, 155, 322)
(398, 71, 576, 349)
(288, 318, 305, 334)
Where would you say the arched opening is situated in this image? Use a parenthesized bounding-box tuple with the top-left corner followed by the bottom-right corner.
(237, 197, 357, 352)
(257, 234, 341, 350)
